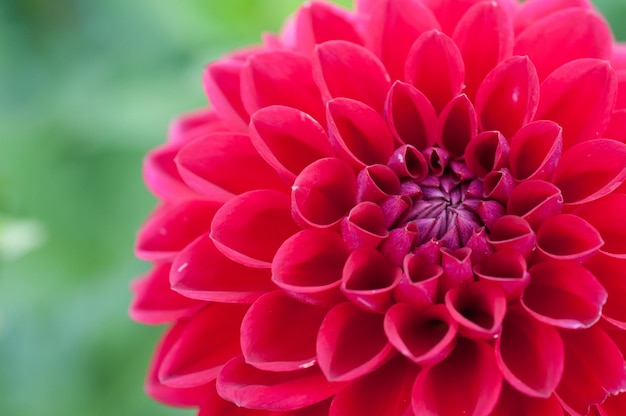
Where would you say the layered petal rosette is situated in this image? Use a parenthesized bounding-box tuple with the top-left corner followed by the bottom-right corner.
(131, 0, 626, 414)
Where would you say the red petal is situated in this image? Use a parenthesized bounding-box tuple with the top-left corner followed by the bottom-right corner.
(199, 381, 268, 416)
(509, 120, 562, 182)
(317, 302, 395, 382)
(495, 305, 564, 398)
(329, 355, 418, 416)
(217, 356, 345, 411)
(249, 106, 334, 181)
(412, 338, 503, 416)
(384, 81, 438, 149)
(313, 40, 391, 113)
(535, 214, 603, 262)
(240, 50, 325, 124)
(176, 133, 287, 200)
(143, 144, 196, 201)
(535, 59, 617, 149)
(514, 8, 612, 81)
(327, 98, 395, 168)
(522, 260, 607, 329)
(203, 58, 249, 131)
(487, 215, 536, 259)
(474, 249, 530, 300)
(506, 180, 563, 230)
(513, 0, 591, 34)
(341, 248, 401, 313)
(404, 30, 464, 113)
(475, 56, 540, 138)
(617, 69, 626, 110)
(438, 247, 474, 296)
(159, 303, 247, 388)
(272, 229, 348, 306)
(211, 190, 299, 268)
(491, 382, 564, 416)
(340, 202, 389, 250)
(385, 303, 458, 365)
(167, 108, 227, 146)
(452, 1, 514, 100)
(356, 164, 400, 204)
(241, 291, 327, 372)
(394, 253, 441, 307)
(605, 110, 626, 142)
(135, 200, 220, 261)
(437, 94, 478, 159)
(464, 131, 509, 179)
(573, 194, 626, 258)
(387, 144, 428, 181)
(129, 263, 203, 325)
(171, 233, 273, 303)
(598, 391, 626, 416)
(292, 157, 357, 228)
(586, 254, 626, 328)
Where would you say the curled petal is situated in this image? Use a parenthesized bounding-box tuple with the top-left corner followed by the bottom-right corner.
(203, 58, 249, 131)
(136, 200, 220, 261)
(217, 356, 346, 411)
(241, 50, 325, 123)
(341, 248, 401, 313)
(385, 81, 438, 151)
(514, 8, 612, 81)
(394, 253, 442, 307)
(506, 180, 563, 230)
(509, 120, 562, 182)
(159, 304, 247, 388)
(474, 249, 530, 300)
(379, 195, 412, 230)
(483, 169, 515, 206)
(491, 382, 564, 416)
(474, 199, 506, 231)
(438, 94, 478, 159)
(385, 303, 458, 365)
(272, 229, 349, 306)
(475, 56, 540, 138)
(171, 234, 273, 303)
(211, 190, 299, 268)
(317, 302, 395, 382)
(535, 59, 617, 149)
(412, 338, 503, 416)
(495, 305, 564, 398)
(522, 260, 607, 329)
(424, 146, 451, 176)
(464, 131, 509, 179)
(573, 194, 626, 258)
(535, 214, 603, 262)
(314, 40, 391, 113)
(438, 247, 473, 296)
(327, 98, 395, 168)
(341, 202, 389, 250)
(249, 106, 334, 181)
(445, 281, 507, 340)
(404, 30, 464, 113)
(356, 164, 400, 204)
(292, 157, 357, 228)
(387, 145, 428, 180)
(241, 291, 327, 371)
(176, 133, 287, 200)
(487, 215, 536, 258)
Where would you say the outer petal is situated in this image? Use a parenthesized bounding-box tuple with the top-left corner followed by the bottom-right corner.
(203, 58, 249, 131)
(509, 120, 562, 182)
(217, 356, 346, 411)
(506, 180, 563, 230)
(487, 215, 536, 259)
(535, 59, 617, 149)
(586, 254, 626, 328)
(573, 194, 626, 258)
(143, 144, 196, 201)
(474, 249, 530, 300)
(491, 382, 564, 416)
(317, 302, 395, 382)
(199, 381, 269, 416)
(412, 337, 503, 416)
(513, 0, 592, 34)
(598, 392, 626, 416)
(211, 190, 299, 268)
(535, 214, 603, 262)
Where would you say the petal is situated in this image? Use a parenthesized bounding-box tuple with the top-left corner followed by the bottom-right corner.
(326, 98, 395, 168)
(387, 145, 428, 181)
(514, 8, 612, 81)
(487, 215, 536, 259)
(573, 194, 626, 258)
(249, 106, 334, 181)
(313, 40, 391, 113)
(535, 59, 617, 149)
(384, 303, 458, 365)
(317, 302, 395, 382)
(393, 253, 441, 307)
(356, 164, 400, 204)
(199, 381, 268, 416)
(240, 50, 325, 123)
(464, 130, 509, 179)
(203, 58, 249, 131)
(438, 247, 474, 296)
(474, 248, 530, 300)
(513, 0, 592, 34)
(552, 139, 626, 205)
(143, 144, 196, 201)
(292, 157, 357, 228)
(272, 228, 349, 306)
(522, 260, 607, 329)
(495, 305, 564, 398)
(535, 214, 603, 262)
(412, 338, 503, 416)
(384, 81, 438, 149)
(491, 382, 564, 416)
(586, 254, 626, 328)
(211, 190, 299, 268)
(240, 291, 328, 371)
(171, 234, 273, 303)
(506, 180, 563, 230)
(217, 356, 345, 411)
(329, 355, 418, 416)
(135, 200, 221, 261)
(404, 30, 464, 113)
(509, 120, 562, 182)
(475, 56, 540, 138)
(340, 202, 389, 250)
(129, 263, 203, 325)
(605, 109, 626, 143)
(159, 304, 247, 388)
(598, 391, 626, 416)
(452, 1, 514, 99)
(437, 94, 478, 158)
(176, 133, 287, 200)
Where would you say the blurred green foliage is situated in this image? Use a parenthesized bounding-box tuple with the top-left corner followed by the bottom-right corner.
(0, 0, 622, 415)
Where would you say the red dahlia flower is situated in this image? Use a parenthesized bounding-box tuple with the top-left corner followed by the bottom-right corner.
(130, 0, 626, 414)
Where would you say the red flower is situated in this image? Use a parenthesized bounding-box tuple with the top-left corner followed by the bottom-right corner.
(130, 0, 626, 414)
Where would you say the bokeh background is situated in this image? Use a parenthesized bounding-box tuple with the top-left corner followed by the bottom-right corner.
(0, 1, 624, 415)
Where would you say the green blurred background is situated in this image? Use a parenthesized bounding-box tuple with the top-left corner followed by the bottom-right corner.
(0, 1, 623, 415)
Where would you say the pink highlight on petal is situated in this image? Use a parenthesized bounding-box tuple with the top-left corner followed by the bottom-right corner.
(292, 157, 357, 229)
(506, 180, 563, 230)
(385, 303, 458, 365)
(487, 215, 536, 258)
(356, 164, 400, 203)
(316, 302, 395, 382)
(387, 144, 428, 181)
(437, 94, 478, 159)
(394, 253, 441, 307)
(522, 260, 607, 329)
(341, 202, 389, 250)
(535, 214, 603, 263)
(509, 120, 562, 182)
(203, 58, 249, 131)
(272, 228, 349, 306)
(464, 130, 509, 179)
(143, 144, 196, 201)
(474, 249, 530, 301)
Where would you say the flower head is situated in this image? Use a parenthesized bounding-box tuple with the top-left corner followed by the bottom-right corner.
(131, 0, 626, 414)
